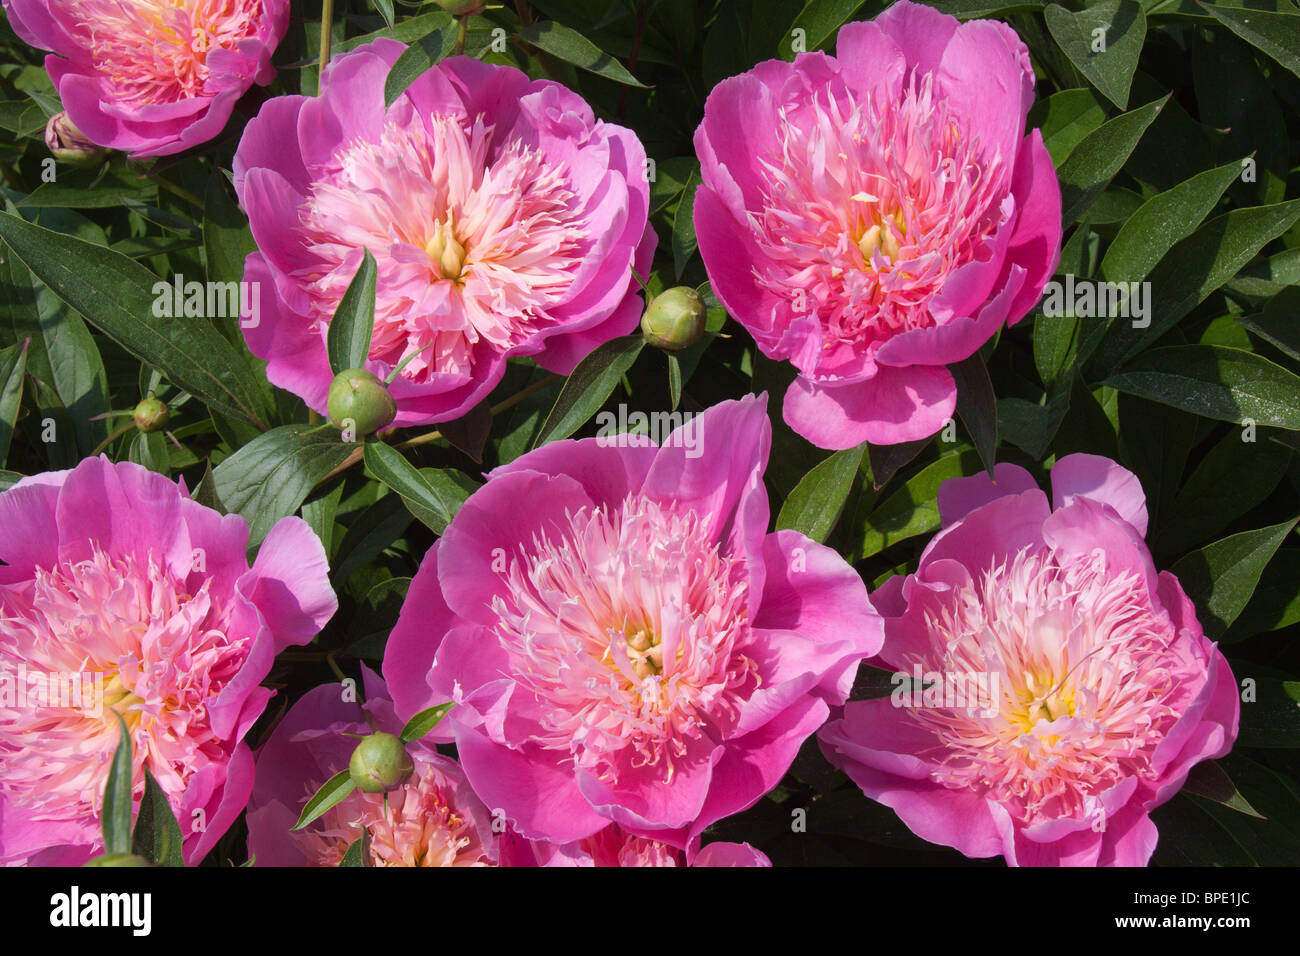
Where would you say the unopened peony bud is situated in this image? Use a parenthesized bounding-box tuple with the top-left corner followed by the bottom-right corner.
(640, 287, 707, 351)
(44, 112, 107, 166)
(349, 732, 414, 793)
(328, 369, 397, 437)
(132, 397, 170, 434)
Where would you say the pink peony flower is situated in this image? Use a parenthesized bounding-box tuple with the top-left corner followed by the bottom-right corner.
(501, 825, 770, 867)
(0, 457, 336, 866)
(383, 395, 882, 846)
(2, 0, 288, 158)
(818, 455, 1240, 866)
(233, 41, 655, 427)
(246, 670, 495, 867)
(693, 0, 1060, 449)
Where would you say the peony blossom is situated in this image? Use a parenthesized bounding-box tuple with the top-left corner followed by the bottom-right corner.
(0, 457, 336, 866)
(383, 395, 882, 846)
(693, 0, 1060, 449)
(233, 41, 655, 428)
(2, 0, 288, 158)
(501, 825, 770, 867)
(246, 670, 495, 867)
(818, 455, 1240, 866)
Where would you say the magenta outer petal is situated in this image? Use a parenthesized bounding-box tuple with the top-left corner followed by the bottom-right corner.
(487, 433, 658, 511)
(747, 530, 883, 722)
(453, 713, 610, 844)
(820, 702, 1006, 859)
(382, 540, 456, 725)
(1042, 496, 1158, 596)
(688, 694, 830, 844)
(185, 743, 255, 864)
(640, 393, 771, 546)
(917, 489, 1052, 577)
(436, 469, 595, 627)
(242, 517, 338, 653)
(936, 462, 1038, 528)
(783, 364, 958, 449)
(1050, 452, 1149, 537)
(1002, 130, 1063, 322)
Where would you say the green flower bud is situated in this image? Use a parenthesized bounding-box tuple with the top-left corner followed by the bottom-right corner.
(328, 369, 397, 438)
(84, 853, 153, 867)
(132, 397, 170, 434)
(348, 732, 414, 793)
(640, 287, 707, 351)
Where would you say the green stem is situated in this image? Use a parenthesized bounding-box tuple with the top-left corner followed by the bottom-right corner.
(91, 423, 134, 457)
(319, 0, 335, 79)
(455, 15, 468, 56)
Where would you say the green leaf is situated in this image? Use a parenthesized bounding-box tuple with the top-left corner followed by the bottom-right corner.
(362, 441, 463, 534)
(132, 769, 185, 867)
(128, 429, 169, 475)
(518, 22, 649, 87)
(667, 353, 682, 411)
(776, 443, 866, 544)
(383, 24, 455, 107)
(1045, 1, 1146, 109)
(1225, 549, 1300, 642)
(780, 0, 866, 57)
(950, 353, 997, 476)
(1168, 517, 1298, 639)
(292, 770, 356, 831)
(1033, 310, 1079, 387)
(1056, 96, 1166, 225)
(102, 712, 134, 856)
(1089, 199, 1300, 373)
(853, 450, 982, 560)
(1181, 761, 1266, 820)
(190, 460, 226, 514)
(0, 469, 22, 491)
(534, 336, 644, 446)
(371, 0, 394, 28)
(339, 833, 369, 867)
(400, 702, 455, 744)
(672, 173, 699, 280)
(0, 212, 269, 426)
(336, 12, 453, 54)
(1155, 430, 1290, 555)
(326, 250, 376, 376)
(0, 339, 27, 467)
(18, 167, 156, 210)
(332, 493, 414, 585)
(1200, 4, 1300, 80)
(1104, 345, 1300, 431)
(1237, 675, 1300, 749)
(1237, 287, 1300, 362)
(203, 169, 257, 311)
(26, 273, 110, 455)
(1029, 88, 1109, 167)
(212, 425, 354, 546)
(1097, 158, 1242, 287)
(866, 437, 929, 491)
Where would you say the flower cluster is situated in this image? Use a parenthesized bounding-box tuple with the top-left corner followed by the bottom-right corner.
(0, 0, 1245, 871)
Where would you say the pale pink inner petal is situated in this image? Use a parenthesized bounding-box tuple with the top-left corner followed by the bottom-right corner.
(749, 71, 1009, 362)
(0, 546, 248, 836)
(295, 760, 492, 867)
(490, 494, 757, 783)
(902, 546, 1204, 827)
(298, 112, 587, 386)
(68, 0, 264, 105)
